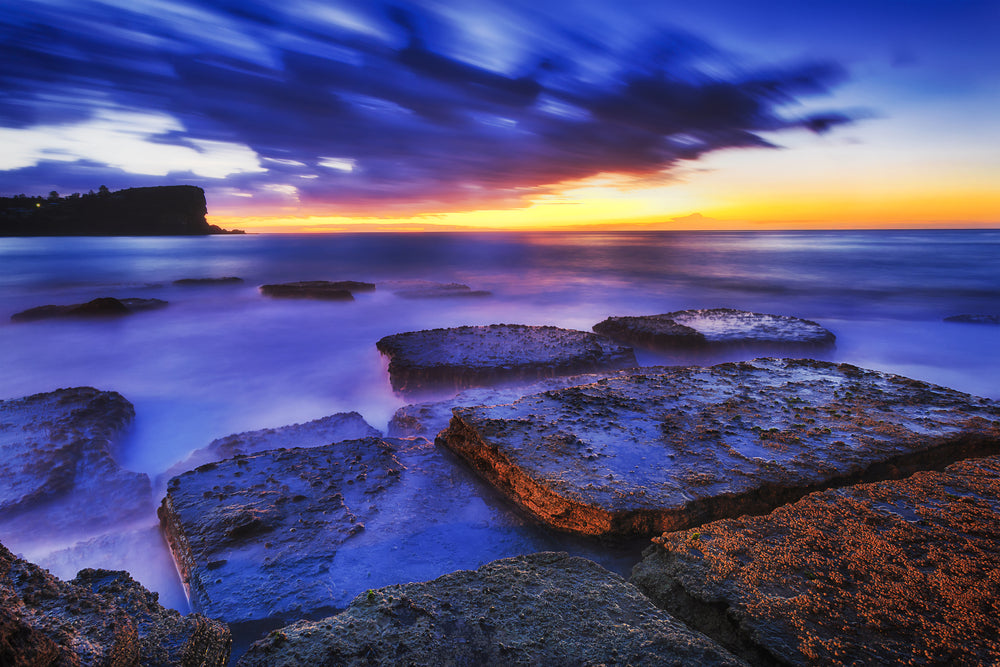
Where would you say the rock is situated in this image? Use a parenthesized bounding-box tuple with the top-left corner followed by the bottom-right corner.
(11, 297, 168, 322)
(236, 552, 746, 667)
(388, 366, 676, 438)
(376, 324, 638, 395)
(159, 437, 558, 625)
(593, 308, 835, 350)
(173, 277, 243, 286)
(258, 281, 374, 300)
(0, 540, 230, 666)
(36, 525, 190, 614)
(631, 455, 1000, 666)
(944, 313, 1000, 325)
(438, 358, 1000, 537)
(391, 281, 491, 299)
(73, 569, 231, 667)
(0, 388, 153, 551)
(161, 412, 382, 482)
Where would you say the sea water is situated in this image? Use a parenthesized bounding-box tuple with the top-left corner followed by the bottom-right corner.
(1, 229, 998, 611)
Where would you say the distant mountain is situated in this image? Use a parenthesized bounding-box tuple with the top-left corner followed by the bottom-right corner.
(0, 185, 243, 236)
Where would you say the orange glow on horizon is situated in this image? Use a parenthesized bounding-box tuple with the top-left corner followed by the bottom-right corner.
(209, 153, 1000, 233)
(210, 186, 1000, 233)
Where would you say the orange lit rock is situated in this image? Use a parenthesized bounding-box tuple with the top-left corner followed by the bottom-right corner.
(439, 358, 999, 537)
(0, 540, 230, 666)
(631, 454, 1000, 666)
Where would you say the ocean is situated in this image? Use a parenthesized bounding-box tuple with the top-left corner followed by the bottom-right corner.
(1, 229, 998, 612)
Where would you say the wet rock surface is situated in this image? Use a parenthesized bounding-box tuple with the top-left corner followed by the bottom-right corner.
(259, 280, 374, 300)
(0, 387, 153, 551)
(160, 438, 506, 622)
(162, 412, 381, 482)
(11, 297, 168, 322)
(440, 358, 1000, 537)
(388, 366, 675, 438)
(237, 552, 746, 667)
(158, 437, 552, 626)
(944, 313, 1000, 325)
(631, 454, 1000, 666)
(1, 540, 230, 667)
(593, 308, 835, 350)
(376, 323, 637, 395)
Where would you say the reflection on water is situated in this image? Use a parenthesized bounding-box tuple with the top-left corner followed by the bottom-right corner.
(0, 229, 997, 611)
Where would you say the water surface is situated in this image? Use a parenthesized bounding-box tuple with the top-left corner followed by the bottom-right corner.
(1, 229, 997, 611)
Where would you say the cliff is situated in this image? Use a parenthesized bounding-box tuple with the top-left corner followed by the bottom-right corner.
(0, 185, 243, 236)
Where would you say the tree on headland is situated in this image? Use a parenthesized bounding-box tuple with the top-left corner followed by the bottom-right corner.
(47, 191, 60, 202)
(98, 185, 110, 197)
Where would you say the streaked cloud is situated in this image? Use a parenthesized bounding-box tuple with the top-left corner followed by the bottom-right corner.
(0, 0, 858, 214)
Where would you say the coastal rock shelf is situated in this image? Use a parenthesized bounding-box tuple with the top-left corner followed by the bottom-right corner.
(439, 358, 1000, 537)
(162, 411, 381, 482)
(158, 436, 567, 626)
(1, 540, 230, 666)
(236, 552, 746, 667)
(376, 324, 637, 395)
(593, 308, 835, 351)
(631, 454, 1000, 665)
(0, 388, 153, 551)
(259, 280, 375, 300)
(388, 366, 674, 438)
(11, 297, 168, 322)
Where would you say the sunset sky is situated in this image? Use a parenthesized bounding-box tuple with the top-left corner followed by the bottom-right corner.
(2, 0, 997, 232)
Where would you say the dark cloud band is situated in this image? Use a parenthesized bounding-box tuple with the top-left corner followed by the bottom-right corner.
(0, 0, 854, 213)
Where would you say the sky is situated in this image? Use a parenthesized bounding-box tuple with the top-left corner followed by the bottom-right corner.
(1, 0, 998, 232)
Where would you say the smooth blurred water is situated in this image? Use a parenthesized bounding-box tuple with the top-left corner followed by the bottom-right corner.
(1, 229, 998, 611)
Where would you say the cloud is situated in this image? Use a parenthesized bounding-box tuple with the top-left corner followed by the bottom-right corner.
(0, 108, 264, 177)
(0, 0, 856, 213)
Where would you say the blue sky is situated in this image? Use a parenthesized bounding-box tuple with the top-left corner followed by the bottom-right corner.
(1, 0, 997, 228)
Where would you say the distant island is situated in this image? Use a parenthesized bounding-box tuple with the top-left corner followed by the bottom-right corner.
(0, 185, 243, 236)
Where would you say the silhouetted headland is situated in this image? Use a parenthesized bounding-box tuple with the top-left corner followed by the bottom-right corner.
(0, 185, 243, 236)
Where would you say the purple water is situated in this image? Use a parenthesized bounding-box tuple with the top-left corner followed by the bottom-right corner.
(1, 229, 998, 611)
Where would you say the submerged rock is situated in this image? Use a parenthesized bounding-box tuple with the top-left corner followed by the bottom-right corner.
(593, 308, 835, 350)
(439, 358, 1000, 537)
(259, 280, 374, 300)
(11, 297, 168, 322)
(944, 313, 1000, 325)
(388, 366, 675, 438)
(631, 454, 1000, 666)
(0, 540, 230, 666)
(237, 552, 745, 667)
(392, 282, 491, 299)
(162, 412, 381, 482)
(173, 277, 243, 286)
(376, 324, 637, 395)
(0, 387, 153, 551)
